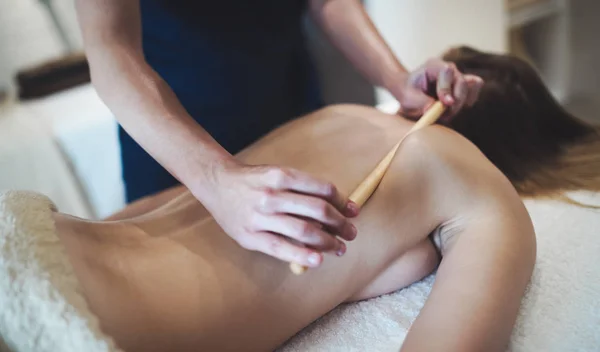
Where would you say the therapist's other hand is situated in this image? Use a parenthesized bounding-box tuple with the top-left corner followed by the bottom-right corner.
(204, 162, 359, 268)
(390, 58, 484, 122)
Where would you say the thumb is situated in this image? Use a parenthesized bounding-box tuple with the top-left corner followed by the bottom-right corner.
(398, 87, 435, 120)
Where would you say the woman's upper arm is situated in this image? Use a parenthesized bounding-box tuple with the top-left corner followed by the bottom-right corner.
(399, 127, 537, 352)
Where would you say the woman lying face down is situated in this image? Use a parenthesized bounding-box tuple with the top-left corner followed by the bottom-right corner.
(51, 47, 599, 352)
(55, 109, 536, 352)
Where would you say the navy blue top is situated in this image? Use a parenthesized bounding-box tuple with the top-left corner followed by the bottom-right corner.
(139, 0, 322, 152)
(119, 0, 323, 201)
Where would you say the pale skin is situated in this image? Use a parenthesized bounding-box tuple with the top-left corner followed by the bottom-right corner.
(53, 105, 536, 352)
(75, 0, 484, 266)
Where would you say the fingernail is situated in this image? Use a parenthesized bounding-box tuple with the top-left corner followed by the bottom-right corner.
(336, 242, 346, 257)
(445, 95, 454, 104)
(349, 223, 357, 240)
(346, 201, 360, 216)
(308, 253, 321, 266)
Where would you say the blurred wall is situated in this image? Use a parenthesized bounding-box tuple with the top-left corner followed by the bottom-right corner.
(364, 0, 507, 104)
(1, 0, 508, 106)
(570, 0, 600, 99)
(0, 0, 82, 92)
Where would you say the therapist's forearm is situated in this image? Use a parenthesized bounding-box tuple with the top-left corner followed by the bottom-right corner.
(310, 0, 408, 91)
(87, 46, 235, 197)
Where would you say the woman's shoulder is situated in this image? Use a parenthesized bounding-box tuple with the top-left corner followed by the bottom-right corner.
(392, 125, 534, 255)
(392, 124, 525, 218)
(308, 103, 400, 123)
(397, 124, 509, 184)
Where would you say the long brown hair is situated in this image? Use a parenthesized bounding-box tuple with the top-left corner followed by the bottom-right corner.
(444, 46, 600, 205)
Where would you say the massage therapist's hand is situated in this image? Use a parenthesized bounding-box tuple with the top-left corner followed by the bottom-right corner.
(389, 58, 484, 122)
(202, 161, 360, 267)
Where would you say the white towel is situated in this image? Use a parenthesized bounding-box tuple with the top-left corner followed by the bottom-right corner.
(0, 191, 122, 352)
(277, 276, 434, 352)
(1, 190, 599, 352)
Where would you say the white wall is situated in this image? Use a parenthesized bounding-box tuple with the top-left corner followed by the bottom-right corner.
(570, 0, 600, 99)
(364, 0, 507, 104)
(0, 0, 82, 92)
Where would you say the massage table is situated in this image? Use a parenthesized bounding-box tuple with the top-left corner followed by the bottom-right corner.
(1, 98, 599, 351)
(1, 181, 599, 352)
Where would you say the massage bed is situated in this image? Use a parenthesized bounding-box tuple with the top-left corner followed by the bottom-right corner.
(1, 188, 599, 351)
(1, 98, 599, 351)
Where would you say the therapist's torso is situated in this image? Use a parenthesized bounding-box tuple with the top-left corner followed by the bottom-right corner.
(139, 0, 322, 153)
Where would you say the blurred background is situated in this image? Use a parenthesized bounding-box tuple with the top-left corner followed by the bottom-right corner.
(0, 0, 598, 219)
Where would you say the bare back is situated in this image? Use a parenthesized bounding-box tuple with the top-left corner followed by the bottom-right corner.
(54, 105, 535, 352)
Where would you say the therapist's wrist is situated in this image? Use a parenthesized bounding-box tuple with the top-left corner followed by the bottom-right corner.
(186, 153, 241, 205)
(381, 69, 410, 100)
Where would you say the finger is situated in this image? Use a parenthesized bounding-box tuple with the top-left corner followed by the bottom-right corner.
(263, 168, 358, 217)
(422, 58, 448, 78)
(265, 213, 344, 252)
(289, 172, 352, 217)
(299, 217, 348, 257)
(247, 231, 324, 268)
(449, 75, 468, 116)
(465, 74, 484, 106)
(408, 67, 429, 92)
(398, 87, 435, 119)
(435, 64, 457, 105)
(258, 191, 357, 241)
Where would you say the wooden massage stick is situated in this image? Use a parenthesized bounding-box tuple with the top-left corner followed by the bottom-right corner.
(289, 101, 447, 275)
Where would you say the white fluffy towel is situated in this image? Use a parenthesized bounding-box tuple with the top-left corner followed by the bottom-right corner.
(0, 190, 122, 352)
(1, 190, 599, 352)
